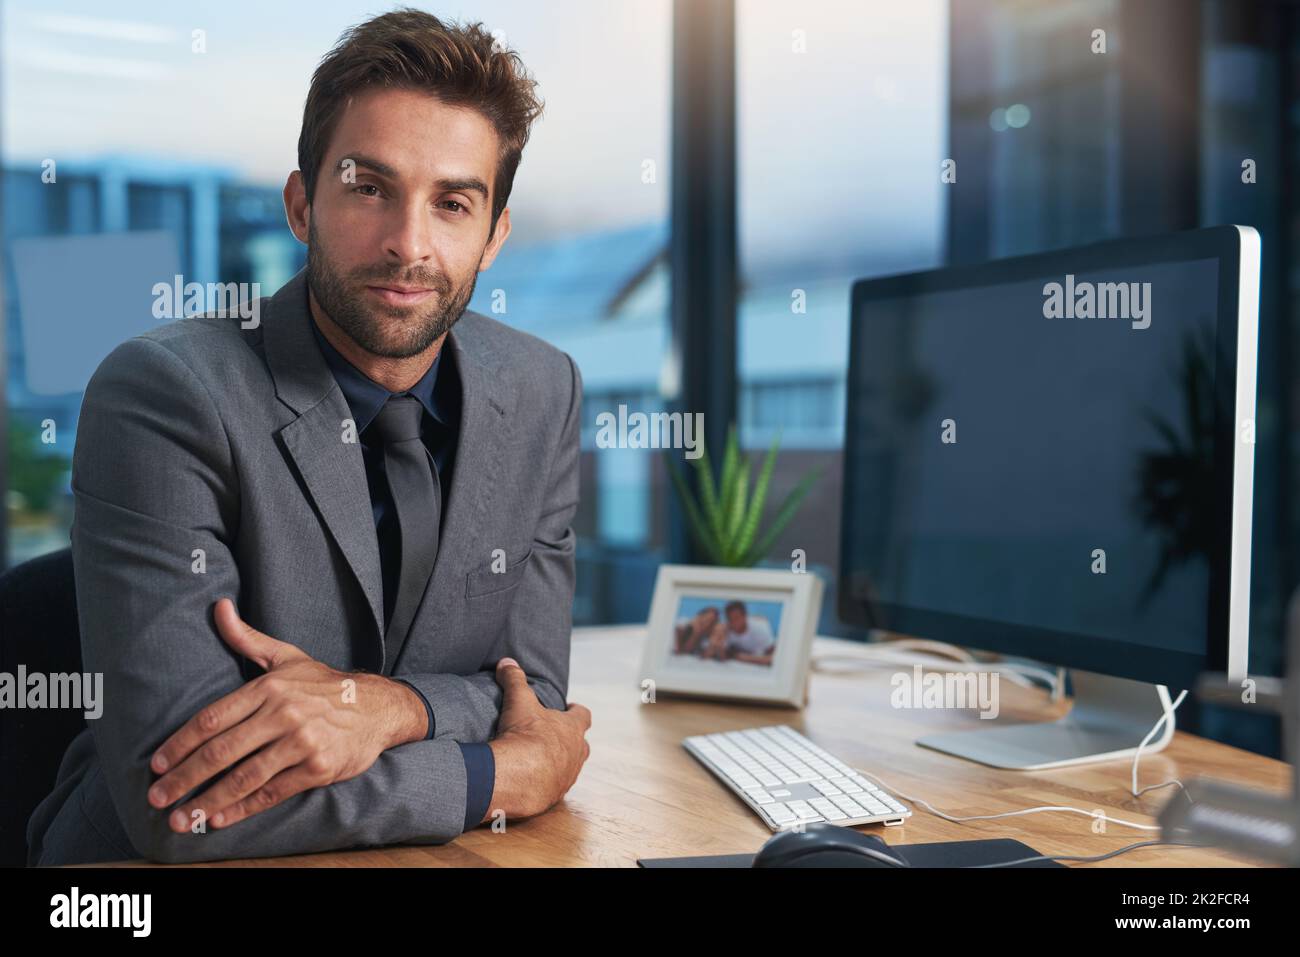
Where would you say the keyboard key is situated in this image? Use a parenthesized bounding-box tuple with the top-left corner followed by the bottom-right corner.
(832, 796, 868, 815)
(809, 798, 844, 819)
(787, 801, 822, 821)
(766, 803, 797, 824)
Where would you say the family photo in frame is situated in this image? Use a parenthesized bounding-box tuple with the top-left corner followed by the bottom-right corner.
(640, 565, 823, 707)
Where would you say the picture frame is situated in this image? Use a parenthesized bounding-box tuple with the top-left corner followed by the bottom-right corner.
(639, 564, 824, 707)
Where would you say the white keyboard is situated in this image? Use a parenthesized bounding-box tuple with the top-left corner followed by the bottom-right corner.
(683, 725, 911, 831)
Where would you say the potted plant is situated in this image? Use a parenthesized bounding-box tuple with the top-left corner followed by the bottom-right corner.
(665, 424, 823, 568)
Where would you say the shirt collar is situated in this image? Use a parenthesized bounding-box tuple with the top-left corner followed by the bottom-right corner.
(308, 314, 454, 435)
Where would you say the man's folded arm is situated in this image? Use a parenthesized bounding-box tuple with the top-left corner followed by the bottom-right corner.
(395, 351, 582, 743)
(72, 336, 470, 864)
(395, 525, 574, 742)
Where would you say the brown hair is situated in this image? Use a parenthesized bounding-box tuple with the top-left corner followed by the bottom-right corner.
(297, 8, 544, 238)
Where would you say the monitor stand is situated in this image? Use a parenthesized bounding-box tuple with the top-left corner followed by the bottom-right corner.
(916, 670, 1176, 770)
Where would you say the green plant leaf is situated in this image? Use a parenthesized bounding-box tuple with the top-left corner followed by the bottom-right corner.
(742, 466, 824, 566)
(666, 454, 721, 563)
(716, 424, 740, 546)
(692, 433, 724, 546)
(723, 459, 751, 564)
(734, 432, 781, 562)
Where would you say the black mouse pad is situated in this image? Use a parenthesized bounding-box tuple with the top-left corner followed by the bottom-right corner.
(638, 838, 1065, 868)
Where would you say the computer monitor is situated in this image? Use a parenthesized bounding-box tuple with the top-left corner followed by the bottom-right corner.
(838, 225, 1260, 769)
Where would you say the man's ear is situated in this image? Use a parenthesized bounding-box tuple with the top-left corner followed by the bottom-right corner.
(284, 171, 310, 245)
(479, 206, 512, 272)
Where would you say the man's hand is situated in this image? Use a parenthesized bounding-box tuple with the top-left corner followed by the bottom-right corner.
(147, 598, 428, 833)
(484, 658, 591, 822)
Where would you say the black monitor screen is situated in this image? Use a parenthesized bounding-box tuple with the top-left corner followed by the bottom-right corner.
(841, 252, 1239, 688)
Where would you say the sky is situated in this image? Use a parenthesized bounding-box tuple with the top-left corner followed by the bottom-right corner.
(2, 0, 946, 274)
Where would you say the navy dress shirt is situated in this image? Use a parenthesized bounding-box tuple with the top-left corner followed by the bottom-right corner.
(309, 317, 493, 832)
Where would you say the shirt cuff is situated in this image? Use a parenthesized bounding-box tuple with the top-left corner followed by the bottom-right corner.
(394, 678, 435, 740)
(458, 742, 496, 831)
(393, 679, 494, 830)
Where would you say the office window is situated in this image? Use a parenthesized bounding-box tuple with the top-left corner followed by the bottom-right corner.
(741, 378, 841, 440)
(464, 4, 672, 624)
(736, 0, 948, 630)
(949, 0, 1123, 263)
(2, 2, 673, 634)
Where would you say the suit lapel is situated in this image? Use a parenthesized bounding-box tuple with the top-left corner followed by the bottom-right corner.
(262, 271, 386, 650)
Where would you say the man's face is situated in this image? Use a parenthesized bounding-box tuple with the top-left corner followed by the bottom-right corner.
(292, 87, 511, 359)
(727, 607, 747, 632)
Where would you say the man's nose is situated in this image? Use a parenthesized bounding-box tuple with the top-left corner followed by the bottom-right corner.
(381, 201, 435, 264)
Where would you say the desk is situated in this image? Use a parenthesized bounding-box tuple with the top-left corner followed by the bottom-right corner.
(104, 626, 1290, 867)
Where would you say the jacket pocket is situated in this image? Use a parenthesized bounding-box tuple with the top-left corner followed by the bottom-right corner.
(465, 547, 533, 599)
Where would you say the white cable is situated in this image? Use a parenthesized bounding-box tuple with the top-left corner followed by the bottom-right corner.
(813, 635, 1064, 693)
(854, 766, 1163, 831)
(864, 637, 979, 663)
(812, 649, 1060, 693)
(852, 687, 1193, 834)
(1130, 687, 1189, 800)
(814, 636, 973, 665)
(975, 839, 1203, 867)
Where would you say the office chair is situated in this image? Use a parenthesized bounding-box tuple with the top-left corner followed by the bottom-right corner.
(0, 547, 86, 868)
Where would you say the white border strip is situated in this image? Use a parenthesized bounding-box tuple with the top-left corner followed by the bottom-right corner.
(1228, 225, 1260, 680)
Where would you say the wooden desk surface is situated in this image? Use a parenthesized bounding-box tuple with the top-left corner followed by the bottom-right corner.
(107, 626, 1290, 867)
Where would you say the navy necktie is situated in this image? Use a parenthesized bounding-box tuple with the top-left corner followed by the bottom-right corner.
(370, 394, 441, 670)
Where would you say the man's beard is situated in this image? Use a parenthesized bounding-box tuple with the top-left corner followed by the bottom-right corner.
(305, 218, 479, 359)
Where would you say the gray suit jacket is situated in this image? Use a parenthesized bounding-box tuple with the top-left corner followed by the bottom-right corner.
(26, 270, 582, 865)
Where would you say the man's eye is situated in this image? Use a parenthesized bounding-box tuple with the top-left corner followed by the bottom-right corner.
(354, 184, 381, 197)
(441, 200, 467, 214)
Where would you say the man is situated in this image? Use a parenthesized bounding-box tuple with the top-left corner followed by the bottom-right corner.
(26, 9, 591, 866)
(721, 601, 776, 665)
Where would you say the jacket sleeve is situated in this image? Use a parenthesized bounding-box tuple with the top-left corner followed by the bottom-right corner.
(72, 335, 470, 864)
(396, 351, 582, 742)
